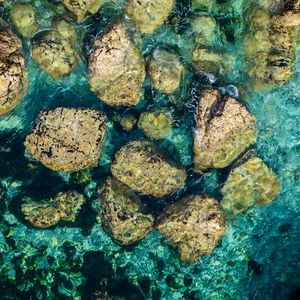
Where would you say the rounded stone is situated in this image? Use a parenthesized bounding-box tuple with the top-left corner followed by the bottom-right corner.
(156, 195, 226, 263)
(0, 26, 28, 115)
(125, 0, 175, 33)
(148, 50, 185, 94)
(111, 140, 187, 197)
(88, 24, 145, 107)
(193, 88, 257, 172)
(32, 21, 80, 78)
(100, 177, 154, 245)
(221, 157, 281, 217)
(10, 4, 39, 39)
(63, 0, 104, 22)
(24, 108, 106, 173)
(138, 109, 173, 139)
(22, 191, 85, 228)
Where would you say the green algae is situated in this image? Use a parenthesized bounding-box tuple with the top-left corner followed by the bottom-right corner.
(0, 0, 299, 299)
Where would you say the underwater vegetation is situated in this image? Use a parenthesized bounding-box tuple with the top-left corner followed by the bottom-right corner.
(0, 0, 299, 299)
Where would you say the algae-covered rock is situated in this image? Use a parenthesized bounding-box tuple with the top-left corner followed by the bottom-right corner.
(63, 0, 104, 22)
(10, 4, 39, 39)
(192, 0, 211, 11)
(24, 108, 106, 173)
(111, 140, 187, 197)
(156, 195, 226, 263)
(221, 157, 281, 217)
(191, 15, 217, 45)
(0, 25, 28, 115)
(32, 20, 80, 78)
(148, 50, 185, 94)
(22, 191, 85, 228)
(138, 109, 173, 139)
(125, 0, 175, 33)
(88, 24, 145, 107)
(100, 177, 154, 245)
(193, 88, 257, 172)
(118, 114, 137, 132)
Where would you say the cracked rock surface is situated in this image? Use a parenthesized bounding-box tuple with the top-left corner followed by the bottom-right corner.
(0, 25, 28, 115)
(193, 88, 257, 172)
(221, 156, 281, 217)
(156, 195, 226, 263)
(24, 108, 106, 172)
(88, 24, 145, 107)
(22, 191, 85, 228)
(126, 0, 175, 33)
(100, 177, 154, 245)
(111, 140, 187, 197)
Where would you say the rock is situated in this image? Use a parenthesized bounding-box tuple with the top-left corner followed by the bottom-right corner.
(111, 140, 187, 197)
(138, 109, 173, 140)
(156, 195, 226, 262)
(100, 177, 154, 245)
(118, 114, 137, 132)
(32, 20, 80, 78)
(10, 4, 39, 39)
(22, 191, 85, 228)
(24, 108, 106, 172)
(191, 15, 217, 45)
(193, 88, 257, 172)
(63, 0, 104, 22)
(148, 49, 185, 94)
(88, 24, 145, 107)
(192, 0, 211, 11)
(221, 157, 281, 217)
(125, 0, 175, 33)
(0, 25, 28, 115)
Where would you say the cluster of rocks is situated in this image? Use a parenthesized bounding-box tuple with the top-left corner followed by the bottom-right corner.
(0, 0, 287, 262)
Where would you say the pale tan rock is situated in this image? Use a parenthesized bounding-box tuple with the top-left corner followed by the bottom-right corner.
(22, 191, 85, 228)
(156, 195, 226, 262)
(63, 0, 104, 22)
(0, 26, 28, 115)
(88, 24, 145, 107)
(193, 88, 257, 172)
(24, 108, 106, 173)
(100, 177, 154, 245)
(125, 0, 175, 33)
(111, 140, 187, 197)
(221, 157, 281, 217)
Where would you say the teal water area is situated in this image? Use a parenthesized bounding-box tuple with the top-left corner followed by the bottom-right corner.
(0, 0, 299, 299)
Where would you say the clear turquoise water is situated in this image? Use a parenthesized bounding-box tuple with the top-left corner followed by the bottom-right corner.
(0, 0, 299, 299)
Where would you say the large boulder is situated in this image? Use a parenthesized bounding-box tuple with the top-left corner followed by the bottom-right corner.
(100, 177, 154, 245)
(63, 0, 104, 22)
(32, 20, 80, 78)
(156, 195, 226, 262)
(24, 108, 106, 172)
(221, 156, 281, 217)
(111, 140, 187, 197)
(0, 25, 28, 115)
(125, 0, 175, 33)
(22, 191, 85, 228)
(148, 49, 185, 94)
(193, 88, 257, 172)
(88, 24, 145, 107)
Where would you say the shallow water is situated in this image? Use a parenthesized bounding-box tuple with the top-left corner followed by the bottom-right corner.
(0, 0, 299, 299)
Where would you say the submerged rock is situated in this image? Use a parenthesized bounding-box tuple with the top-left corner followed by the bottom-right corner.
(0, 25, 28, 115)
(10, 4, 39, 39)
(111, 140, 187, 197)
(193, 88, 257, 172)
(118, 113, 137, 132)
(191, 15, 217, 45)
(32, 20, 80, 78)
(125, 0, 175, 33)
(88, 24, 145, 107)
(221, 157, 281, 217)
(156, 195, 226, 263)
(22, 191, 85, 228)
(100, 177, 154, 245)
(138, 109, 173, 140)
(63, 0, 104, 22)
(148, 50, 185, 94)
(24, 108, 106, 173)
